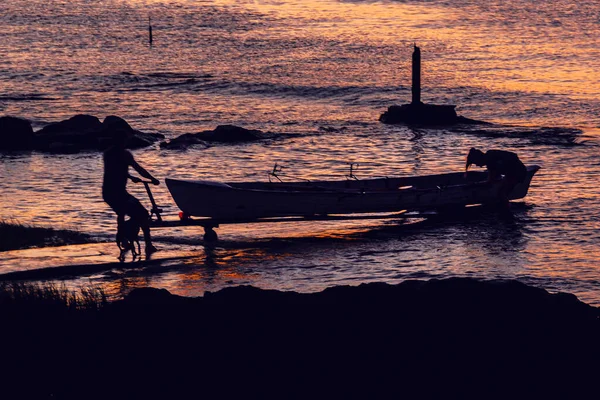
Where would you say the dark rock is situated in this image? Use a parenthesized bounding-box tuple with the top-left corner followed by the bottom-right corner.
(160, 133, 207, 150)
(37, 114, 102, 135)
(127, 132, 163, 149)
(32, 114, 164, 153)
(102, 115, 134, 132)
(161, 125, 270, 149)
(380, 45, 487, 128)
(0, 116, 35, 150)
(456, 115, 488, 124)
(45, 142, 81, 154)
(98, 115, 164, 150)
(197, 124, 267, 143)
(379, 102, 487, 126)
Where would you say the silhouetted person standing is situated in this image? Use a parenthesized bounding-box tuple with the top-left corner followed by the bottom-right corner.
(465, 148, 527, 205)
(102, 131, 160, 256)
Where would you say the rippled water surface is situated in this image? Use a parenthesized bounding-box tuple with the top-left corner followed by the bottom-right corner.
(1, 0, 599, 304)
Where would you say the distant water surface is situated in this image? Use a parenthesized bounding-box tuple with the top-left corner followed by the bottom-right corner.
(0, 0, 599, 304)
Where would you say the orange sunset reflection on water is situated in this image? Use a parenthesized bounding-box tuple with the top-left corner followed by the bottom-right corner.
(0, 0, 599, 304)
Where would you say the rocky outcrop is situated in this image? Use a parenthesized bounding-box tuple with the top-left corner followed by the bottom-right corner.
(161, 124, 271, 149)
(197, 124, 267, 142)
(36, 114, 102, 136)
(0, 116, 35, 150)
(379, 45, 488, 126)
(35, 114, 164, 153)
(379, 103, 487, 126)
(0, 114, 164, 153)
(159, 133, 207, 150)
(99, 115, 163, 149)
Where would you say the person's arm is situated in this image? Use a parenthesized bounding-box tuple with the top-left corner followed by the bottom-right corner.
(127, 152, 159, 185)
(128, 174, 142, 183)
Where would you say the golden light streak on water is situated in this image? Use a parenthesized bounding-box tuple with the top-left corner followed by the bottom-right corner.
(0, 0, 599, 303)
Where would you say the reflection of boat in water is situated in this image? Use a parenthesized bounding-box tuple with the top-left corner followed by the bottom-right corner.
(165, 166, 541, 221)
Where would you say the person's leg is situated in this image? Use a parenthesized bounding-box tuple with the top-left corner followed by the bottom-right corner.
(105, 197, 126, 223)
(106, 197, 128, 246)
(139, 218, 157, 254)
(498, 177, 518, 209)
(124, 193, 157, 255)
(115, 213, 129, 249)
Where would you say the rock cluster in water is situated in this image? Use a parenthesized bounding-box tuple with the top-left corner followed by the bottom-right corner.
(0, 116, 35, 150)
(160, 124, 271, 149)
(379, 102, 485, 126)
(1, 277, 598, 398)
(0, 114, 164, 153)
(379, 45, 487, 126)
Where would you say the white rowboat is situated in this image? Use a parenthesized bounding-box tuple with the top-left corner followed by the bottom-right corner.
(164, 166, 541, 222)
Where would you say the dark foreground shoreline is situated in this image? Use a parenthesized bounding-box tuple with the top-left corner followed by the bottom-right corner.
(2, 278, 599, 399)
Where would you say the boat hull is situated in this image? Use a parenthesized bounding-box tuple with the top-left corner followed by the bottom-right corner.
(165, 166, 540, 221)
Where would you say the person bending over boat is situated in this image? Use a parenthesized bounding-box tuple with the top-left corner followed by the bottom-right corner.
(465, 148, 527, 205)
(102, 131, 160, 256)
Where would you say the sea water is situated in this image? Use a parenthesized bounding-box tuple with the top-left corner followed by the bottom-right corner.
(1, 0, 599, 304)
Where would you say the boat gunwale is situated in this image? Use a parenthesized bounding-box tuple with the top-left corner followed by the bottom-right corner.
(165, 165, 540, 196)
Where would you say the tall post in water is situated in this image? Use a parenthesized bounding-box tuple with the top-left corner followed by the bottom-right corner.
(411, 44, 421, 105)
(149, 16, 153, 46)
(380, 43, 464, 124)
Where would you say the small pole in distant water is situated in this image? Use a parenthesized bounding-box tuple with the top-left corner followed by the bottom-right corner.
(148, 16, 153, 46)
(411, 43, 421, 105)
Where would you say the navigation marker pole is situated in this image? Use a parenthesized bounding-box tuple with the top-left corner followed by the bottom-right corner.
(149, 16, 153, 46)
(411, 43, 421, 105)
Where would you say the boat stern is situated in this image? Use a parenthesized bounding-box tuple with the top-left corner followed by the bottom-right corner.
(509, 165, 541, 200)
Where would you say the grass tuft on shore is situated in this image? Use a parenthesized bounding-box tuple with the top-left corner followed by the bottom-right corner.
(0, 219, 93, 251)
(0, 281, 108, 311)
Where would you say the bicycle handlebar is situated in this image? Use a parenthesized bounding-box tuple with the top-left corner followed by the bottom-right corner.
(130, 177, 160, 185)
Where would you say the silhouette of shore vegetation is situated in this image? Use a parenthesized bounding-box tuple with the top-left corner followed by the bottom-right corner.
(0, 281, 107, 311)
(0, 278, 598, 398)
(0, 219, 92, 251)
